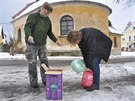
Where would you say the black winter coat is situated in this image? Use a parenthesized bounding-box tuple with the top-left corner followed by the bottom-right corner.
(78, 28, 112, 68)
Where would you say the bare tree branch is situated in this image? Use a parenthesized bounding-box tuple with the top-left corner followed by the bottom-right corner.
(114, 0, 135, 8)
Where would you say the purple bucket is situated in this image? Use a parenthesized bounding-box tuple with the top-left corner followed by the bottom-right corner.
(45, 69, 63, 100)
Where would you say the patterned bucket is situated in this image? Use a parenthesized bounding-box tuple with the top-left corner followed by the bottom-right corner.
(45, 69, 63, 100)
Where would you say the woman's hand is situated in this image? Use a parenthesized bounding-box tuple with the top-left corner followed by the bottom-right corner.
(85, 68, 90, 71)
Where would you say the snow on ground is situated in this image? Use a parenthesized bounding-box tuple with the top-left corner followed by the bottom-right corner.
(0, 52, 135, 101)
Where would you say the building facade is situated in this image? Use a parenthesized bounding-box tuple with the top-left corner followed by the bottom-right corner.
(121, 22, 135, 51)
(11, 0, 121, 54)
(109, 27, 122, 54)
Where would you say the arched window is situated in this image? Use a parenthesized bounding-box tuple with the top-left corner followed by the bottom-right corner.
(17, 28, 21, 42)
(60, 15, 74, 35)
(114, 37, 117, 47)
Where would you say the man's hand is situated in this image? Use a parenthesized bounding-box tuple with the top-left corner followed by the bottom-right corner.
(56, 41, 62, 46)
(28, 36, 35, 44)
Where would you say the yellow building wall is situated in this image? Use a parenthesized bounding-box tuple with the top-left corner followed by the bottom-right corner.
(12, 1, 112, 52)
(109, 33, 121, 54)
(0, 37, 2, 50)
(48, 2, 110, 51)
(0, 37, 2, 43)
(51, 5, 109, 36)
(12, 16, 28, 45)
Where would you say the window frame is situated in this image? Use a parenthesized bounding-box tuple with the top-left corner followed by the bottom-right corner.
(60, 15, 74, 36)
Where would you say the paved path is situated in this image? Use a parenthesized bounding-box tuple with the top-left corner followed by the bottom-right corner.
(0, 56, 135, 66)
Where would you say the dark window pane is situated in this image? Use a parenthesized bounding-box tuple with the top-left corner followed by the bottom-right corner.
(68, 26, 73, 30)
(114, 37, 117, 47)
(61, 21, 67, 26)
(62, 26, 68, 30)
(62, 30, 68, 35)
(18, 28, 21, 41)
(67, 21, 73, 25)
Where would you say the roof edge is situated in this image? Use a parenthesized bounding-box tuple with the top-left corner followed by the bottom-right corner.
(52, 0, 112, 14)
(13, 0, 112, 21)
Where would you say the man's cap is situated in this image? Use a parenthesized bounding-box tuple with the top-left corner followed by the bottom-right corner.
(42, 2, 53, 12)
